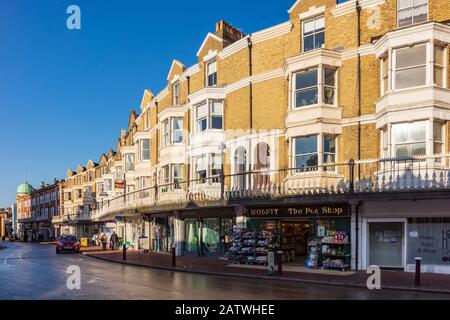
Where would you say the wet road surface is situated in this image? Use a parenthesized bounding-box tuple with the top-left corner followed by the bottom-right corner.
(0, 242, 449, 300)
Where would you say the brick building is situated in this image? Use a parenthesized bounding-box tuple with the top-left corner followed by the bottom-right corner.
(54, 0, 450, 274)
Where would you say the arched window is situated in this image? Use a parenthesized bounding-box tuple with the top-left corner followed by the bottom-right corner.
(234, 147, 247, 190)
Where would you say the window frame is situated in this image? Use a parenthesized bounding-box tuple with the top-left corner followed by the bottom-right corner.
(140, 139, 151, 161)
(206, 59, 218, 87)
(172, 164, 184, 190)
(302, 15, 325, 53)
(172, 81, 180, 106)
(292, 66, 337, 109)
(292, 134, 338, 173)
(391, 121, 427, 158)
(194, 100, 224, 133)
(393, 43, 428, 91)
(397, 0, 428, 28)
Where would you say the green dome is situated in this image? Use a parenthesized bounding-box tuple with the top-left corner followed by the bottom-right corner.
(17, 182, 33, 195)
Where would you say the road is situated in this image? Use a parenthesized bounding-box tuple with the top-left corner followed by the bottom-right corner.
(0, 242, 449, 300)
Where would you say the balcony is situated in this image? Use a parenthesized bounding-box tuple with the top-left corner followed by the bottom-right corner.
(89, 154, 450, 222)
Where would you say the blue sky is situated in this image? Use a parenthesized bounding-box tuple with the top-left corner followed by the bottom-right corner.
(0, 0, 293, 206)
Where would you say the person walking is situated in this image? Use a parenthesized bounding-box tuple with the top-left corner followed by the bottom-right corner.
(110, 231, 119, 250)
(101, 233, 107, 251)
(2, 235, 5, 243)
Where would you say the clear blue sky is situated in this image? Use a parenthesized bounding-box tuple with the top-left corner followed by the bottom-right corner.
(0, 0, 294, 207)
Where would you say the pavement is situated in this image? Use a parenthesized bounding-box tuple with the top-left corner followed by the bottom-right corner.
(80, 246, 450, 294)
(1, 242, 449, 300)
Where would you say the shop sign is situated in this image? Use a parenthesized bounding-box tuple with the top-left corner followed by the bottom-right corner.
(247, 204, 349, 218)
(115, 181, 125, 189)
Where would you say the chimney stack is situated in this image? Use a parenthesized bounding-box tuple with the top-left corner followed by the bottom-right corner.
(216, 20, 245, 47)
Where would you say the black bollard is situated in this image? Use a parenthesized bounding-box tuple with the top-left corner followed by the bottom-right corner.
(172, 246, 176, 267)
(277, 251, 283, 276)
(415, 257, 422, 286)
(123, 244, 127, 261)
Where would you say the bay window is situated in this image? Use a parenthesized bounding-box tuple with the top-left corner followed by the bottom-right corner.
(392, 122, 426, 157)
(206, 60, 217, 87)
(433, 122, 444, 155)
(293, 134, 337, 172)
(394, 44, 427, 90)
(293, 67, 336, 108)
(115, 166, 123, 180)
(161, 166, 170, 192)
(294, 136, 318, 171)
(194, 154, 222, 183)
(172, 117, 183, 144)
(302, 15, 325, 52)
(173, 165, 184, 190)
(397, 0, 428, 28)
(381, 55, 389, 94)
(195, 100, 223, 133)
(434, 46, 445, 87)
(140, 139, 150, 161)
(162, 119, 170, 147)
(125, 153, 135, 172)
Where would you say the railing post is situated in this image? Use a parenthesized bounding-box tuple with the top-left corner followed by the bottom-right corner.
(349, 159, 355, 193)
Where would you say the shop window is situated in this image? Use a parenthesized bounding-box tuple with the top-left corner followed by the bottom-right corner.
(394, 44, 427, 90)
(392, 122, 426, 158)
(294, 135, 318, 171)
(397, 0, 428, 28)
(434, 46, 445, 88)
(206, 60, 217, 87)
(302, 15, 324, 52)
(369, 222, 404, 268)
(184, 219, 200, 255)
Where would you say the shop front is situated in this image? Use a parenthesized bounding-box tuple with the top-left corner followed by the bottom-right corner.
(180, 209, 235, 257)
(227, 203, 352, 271)
(149, 215, 174, 253)
(361, 199, 450, 274)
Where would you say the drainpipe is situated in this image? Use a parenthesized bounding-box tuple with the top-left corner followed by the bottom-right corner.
(355, 201, 362, 271)
(247, 36, 253, 178)
(356, 1, 362, 175)
(187, 77, 191, 186)
(155, 101, 159, 165)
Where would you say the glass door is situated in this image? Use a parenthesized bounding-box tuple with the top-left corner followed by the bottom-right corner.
(369, 222, 404, 268)
(184, 219, 200, 256)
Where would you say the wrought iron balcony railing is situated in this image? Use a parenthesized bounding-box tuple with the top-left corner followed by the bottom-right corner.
(90, 154, 450, 221)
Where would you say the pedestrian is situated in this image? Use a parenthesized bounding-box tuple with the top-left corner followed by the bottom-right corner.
(2, 235, 5, 243)
(101, 233, 107, 251)
(110, 231, 119, 251)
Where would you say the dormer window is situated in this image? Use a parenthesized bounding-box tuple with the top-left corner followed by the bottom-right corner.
(206, 60, 217, 87)
(172, 81, 180, 106)
(397, 0, 428, 28)
(302, 15, 324, 52)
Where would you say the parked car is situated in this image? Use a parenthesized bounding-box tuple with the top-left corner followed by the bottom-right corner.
(56, 235, 80, 253)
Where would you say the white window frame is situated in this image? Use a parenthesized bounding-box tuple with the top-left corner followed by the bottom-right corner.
(172, 165, 184, 190)
(292, 66, 337, 109)
(193, 153, 222, 184)
(391, 121, 427, 158)
(292, 134, 337, 173)
(194, 100, 224, 133)
(302, 15, 325, 53)
(173, 81, 180, 106)
(397, 0, 428, 28)
(206, 60, 217, 87)
(125, 153, 135, 172)
(161, 119, 170, 147)
(434, 45, 447, 88)
(392, 43, 428, 91)
(171, 117, 184, 144)
(140, 139, 150, 161)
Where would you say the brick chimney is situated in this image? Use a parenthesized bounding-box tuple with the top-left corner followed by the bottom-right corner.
(216, 20, 245, 47)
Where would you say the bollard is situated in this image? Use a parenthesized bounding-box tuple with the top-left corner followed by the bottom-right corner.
(415, 257, 422, 286)
(172, 246, 176, 267)
(123, 244, 127, 261)
(277, 251, 283, 276)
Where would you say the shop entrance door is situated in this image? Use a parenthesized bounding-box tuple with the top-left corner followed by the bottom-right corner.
(368, 222, 404, 268)
(184, 219, 200, 256)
